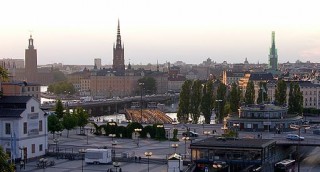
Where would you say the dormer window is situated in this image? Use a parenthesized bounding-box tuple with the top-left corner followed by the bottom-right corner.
(31, 106, 35, 112)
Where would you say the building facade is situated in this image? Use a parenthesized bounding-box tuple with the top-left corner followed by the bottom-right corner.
(1, 81, 41, 101)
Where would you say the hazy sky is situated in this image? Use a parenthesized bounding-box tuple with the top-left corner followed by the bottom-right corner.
(1, 0, 319, 65)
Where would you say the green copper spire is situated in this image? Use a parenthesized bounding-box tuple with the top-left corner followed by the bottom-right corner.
(269, 31, 278, 71)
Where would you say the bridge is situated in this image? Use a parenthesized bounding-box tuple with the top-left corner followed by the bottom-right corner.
(41, 94, 179, 116)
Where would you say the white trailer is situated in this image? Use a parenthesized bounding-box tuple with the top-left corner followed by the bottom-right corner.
(85, 149, 112, 164)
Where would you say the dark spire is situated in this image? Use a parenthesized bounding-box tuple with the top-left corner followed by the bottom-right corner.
(157, 60, 159, 72)
(28, 35, 34, 49)
(116, 19, 121, 47)
(128, 59, 132, 70)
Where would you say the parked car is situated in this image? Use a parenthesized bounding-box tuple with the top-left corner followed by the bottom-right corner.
(313, 129, 320, 135)
(286, 134, 304, 141)
(182, 131, 199, 137)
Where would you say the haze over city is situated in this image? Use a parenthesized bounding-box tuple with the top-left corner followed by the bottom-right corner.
(1, 0, 319, 65)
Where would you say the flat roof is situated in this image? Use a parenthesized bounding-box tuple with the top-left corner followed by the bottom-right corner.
(190, 137, 275, 149)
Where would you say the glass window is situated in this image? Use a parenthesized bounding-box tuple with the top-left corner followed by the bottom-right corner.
(24, 122, 27, 134)
(39, 144, 43, 152)
(39, 120, 42, 132)
(32, 144, 35, 153)
(5, 123, 11, 135)
(31, 106, 34, 112)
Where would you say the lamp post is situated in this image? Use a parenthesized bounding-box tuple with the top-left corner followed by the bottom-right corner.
(19, 146, 26, 169)
(134, 128, 142, 147)
(233, 123, 240, 138)
(113, 162, 120, 172)
(79, 149, 86, 172)
(112, 141, 117, 162)
(156, 124, 164, 140)
(171, 143, 179, 153)
(145, 151, 152, 172)
(109, 134, 116, 141)
(290, 124, 310, 172)
(139, 82, 144, 123)
(182, 137, 190, 159)
(53, 138, 59, 159)
(215, 99, 222, 123)
(204, 131, 211, 138)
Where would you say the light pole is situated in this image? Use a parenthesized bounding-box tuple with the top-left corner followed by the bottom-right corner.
(139, 82, 144, 123)
(290, 124, 310, 172)
(19, 146, 26, 169)
(215, 99, 222, 123)
(134, 128, 142, 147)
(112, 141, 117, 162)
(53, 138, 59, 159)
(233, 123, 240, 138)
(145, 151, 152, 172)
(171, 143, 178, 153)
(204, 131, 211, 138)
(182, 137, 190, 159)
(109, 134, 116, 141)
(156, 124, 164, 140)
(79, 149, 86, 172)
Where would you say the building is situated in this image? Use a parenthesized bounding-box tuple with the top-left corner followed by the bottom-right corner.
(190, 137, 277, 172)
(222, 71, 245, 86)
(113, 19, 125, 75)
(0, 96, 48, 161)
(268, 31, 279, 74)
(94, 58, 102, 70)
(224, 104, 302, 132)
(25, 35, 38, 83)
(1, 81, 41, 100)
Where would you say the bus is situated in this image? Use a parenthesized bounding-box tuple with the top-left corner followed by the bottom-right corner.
(274, 159, 295, 172)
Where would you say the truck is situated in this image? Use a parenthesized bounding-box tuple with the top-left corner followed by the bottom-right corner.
(85, 149, 112, 164)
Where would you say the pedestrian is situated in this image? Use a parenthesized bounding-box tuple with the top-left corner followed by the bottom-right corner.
(20, 160, 24, 170)
(138, 156, 141, 162)
(135, 156, 137, 162)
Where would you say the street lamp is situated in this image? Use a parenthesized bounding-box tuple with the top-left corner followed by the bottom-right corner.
(156, 124, 164, 140)
(171, 143, 179, 153)
(53, 138, 59, 159)
(139, 82, 145, 123)
(19, 146, 26, 169)
(233, 123, 240, 138)
(134, 128, 142, 147)
(79, 149, 86, 172)
(145, 151, 152, 172)
(182, 137, 190, 159)
(112, 141, 118, 162)
(109, 134, 116, 141)
(204, 131, 211, 138)
(290, 124, 310, 172)
(113, 162, 120, 172)
(215, 99, 222, 123)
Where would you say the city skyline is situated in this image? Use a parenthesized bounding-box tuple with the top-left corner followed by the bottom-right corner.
(0, 0, 319, 65)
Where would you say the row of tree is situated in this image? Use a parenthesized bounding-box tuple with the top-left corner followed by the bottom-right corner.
(177, 79, 304, 124)
(47, 81, 76, 95)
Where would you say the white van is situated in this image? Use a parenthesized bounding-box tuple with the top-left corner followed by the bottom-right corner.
(85, 149, 112, 164)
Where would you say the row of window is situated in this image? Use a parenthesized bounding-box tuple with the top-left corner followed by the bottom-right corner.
(5, 121, 42, 135)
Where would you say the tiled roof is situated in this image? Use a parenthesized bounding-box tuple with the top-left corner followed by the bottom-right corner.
(0, 96, 32, 104)
(0, 109, 24, 118)
(249, 73, 274, 81)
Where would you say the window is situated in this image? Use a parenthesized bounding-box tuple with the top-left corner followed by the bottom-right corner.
(31, 106, 34, 112)
(5, 123, 11, 135)
(32, 87, 34, 91)
(39, 120, 42, 132)
(28, 87, 30, 91)
(32, 144, 35, 153)
(23, 122, 27, 134)
(39, 144, 43, 152)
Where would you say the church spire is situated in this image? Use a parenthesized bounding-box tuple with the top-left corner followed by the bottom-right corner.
(116, 19, 121, 47)
(28, 35, 34, 49)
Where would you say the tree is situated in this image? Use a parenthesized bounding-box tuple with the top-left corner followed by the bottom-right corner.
(275, 79, 287, 106)
(244, 81, 255, 105)
(0, 67, 9, 82)
(62, 112, 78, 138)
(138, 77, 157, 94)
(55, 99, 64, 119)
(201, 80, 214, 124)
(216, 82, 227, 123)
(75, 108, 89, 135)
(47, 81, 76, 95)
(190, 80, 202, 124)
(177, 80, 192, 123)
(48, 115, 63, 138)
(229, 83, 241, 113)
(289, 83, 303, 114)
(257, 82, 268, 104)
(0, 146, 14, 172)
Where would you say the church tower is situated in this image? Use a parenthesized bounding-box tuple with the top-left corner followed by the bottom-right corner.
(268, 31, 278, 71)
(113, 19, 125, 75)
(25, 35, 38, 82)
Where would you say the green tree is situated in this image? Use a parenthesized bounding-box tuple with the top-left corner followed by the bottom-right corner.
(52, 69, 67, 82)
(75, 108, 89, 135)
(229, 83, 241, 113)
(201, 80, 214, 124)
(0, 66, 9, 82)
(62, 112, 78, 138)
(47, 81, 76, 95)
(288, 82, 294, 113)
(138, 77, 157, 94)
(216, 82, 227, 123)
(291, 83, 303, 114)
(275, 79, 287, 106)
(55, 99, 64, 119)
(177, 80, 192, 123)
(190, 80, 202, 124)
(48, 115, 63, 138)
(244, 81, 255, 105)
(0, 146, 14, 172)
(257, 82, 268, 104)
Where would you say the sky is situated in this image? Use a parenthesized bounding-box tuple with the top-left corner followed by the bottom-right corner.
(0, 0, 319, 65)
